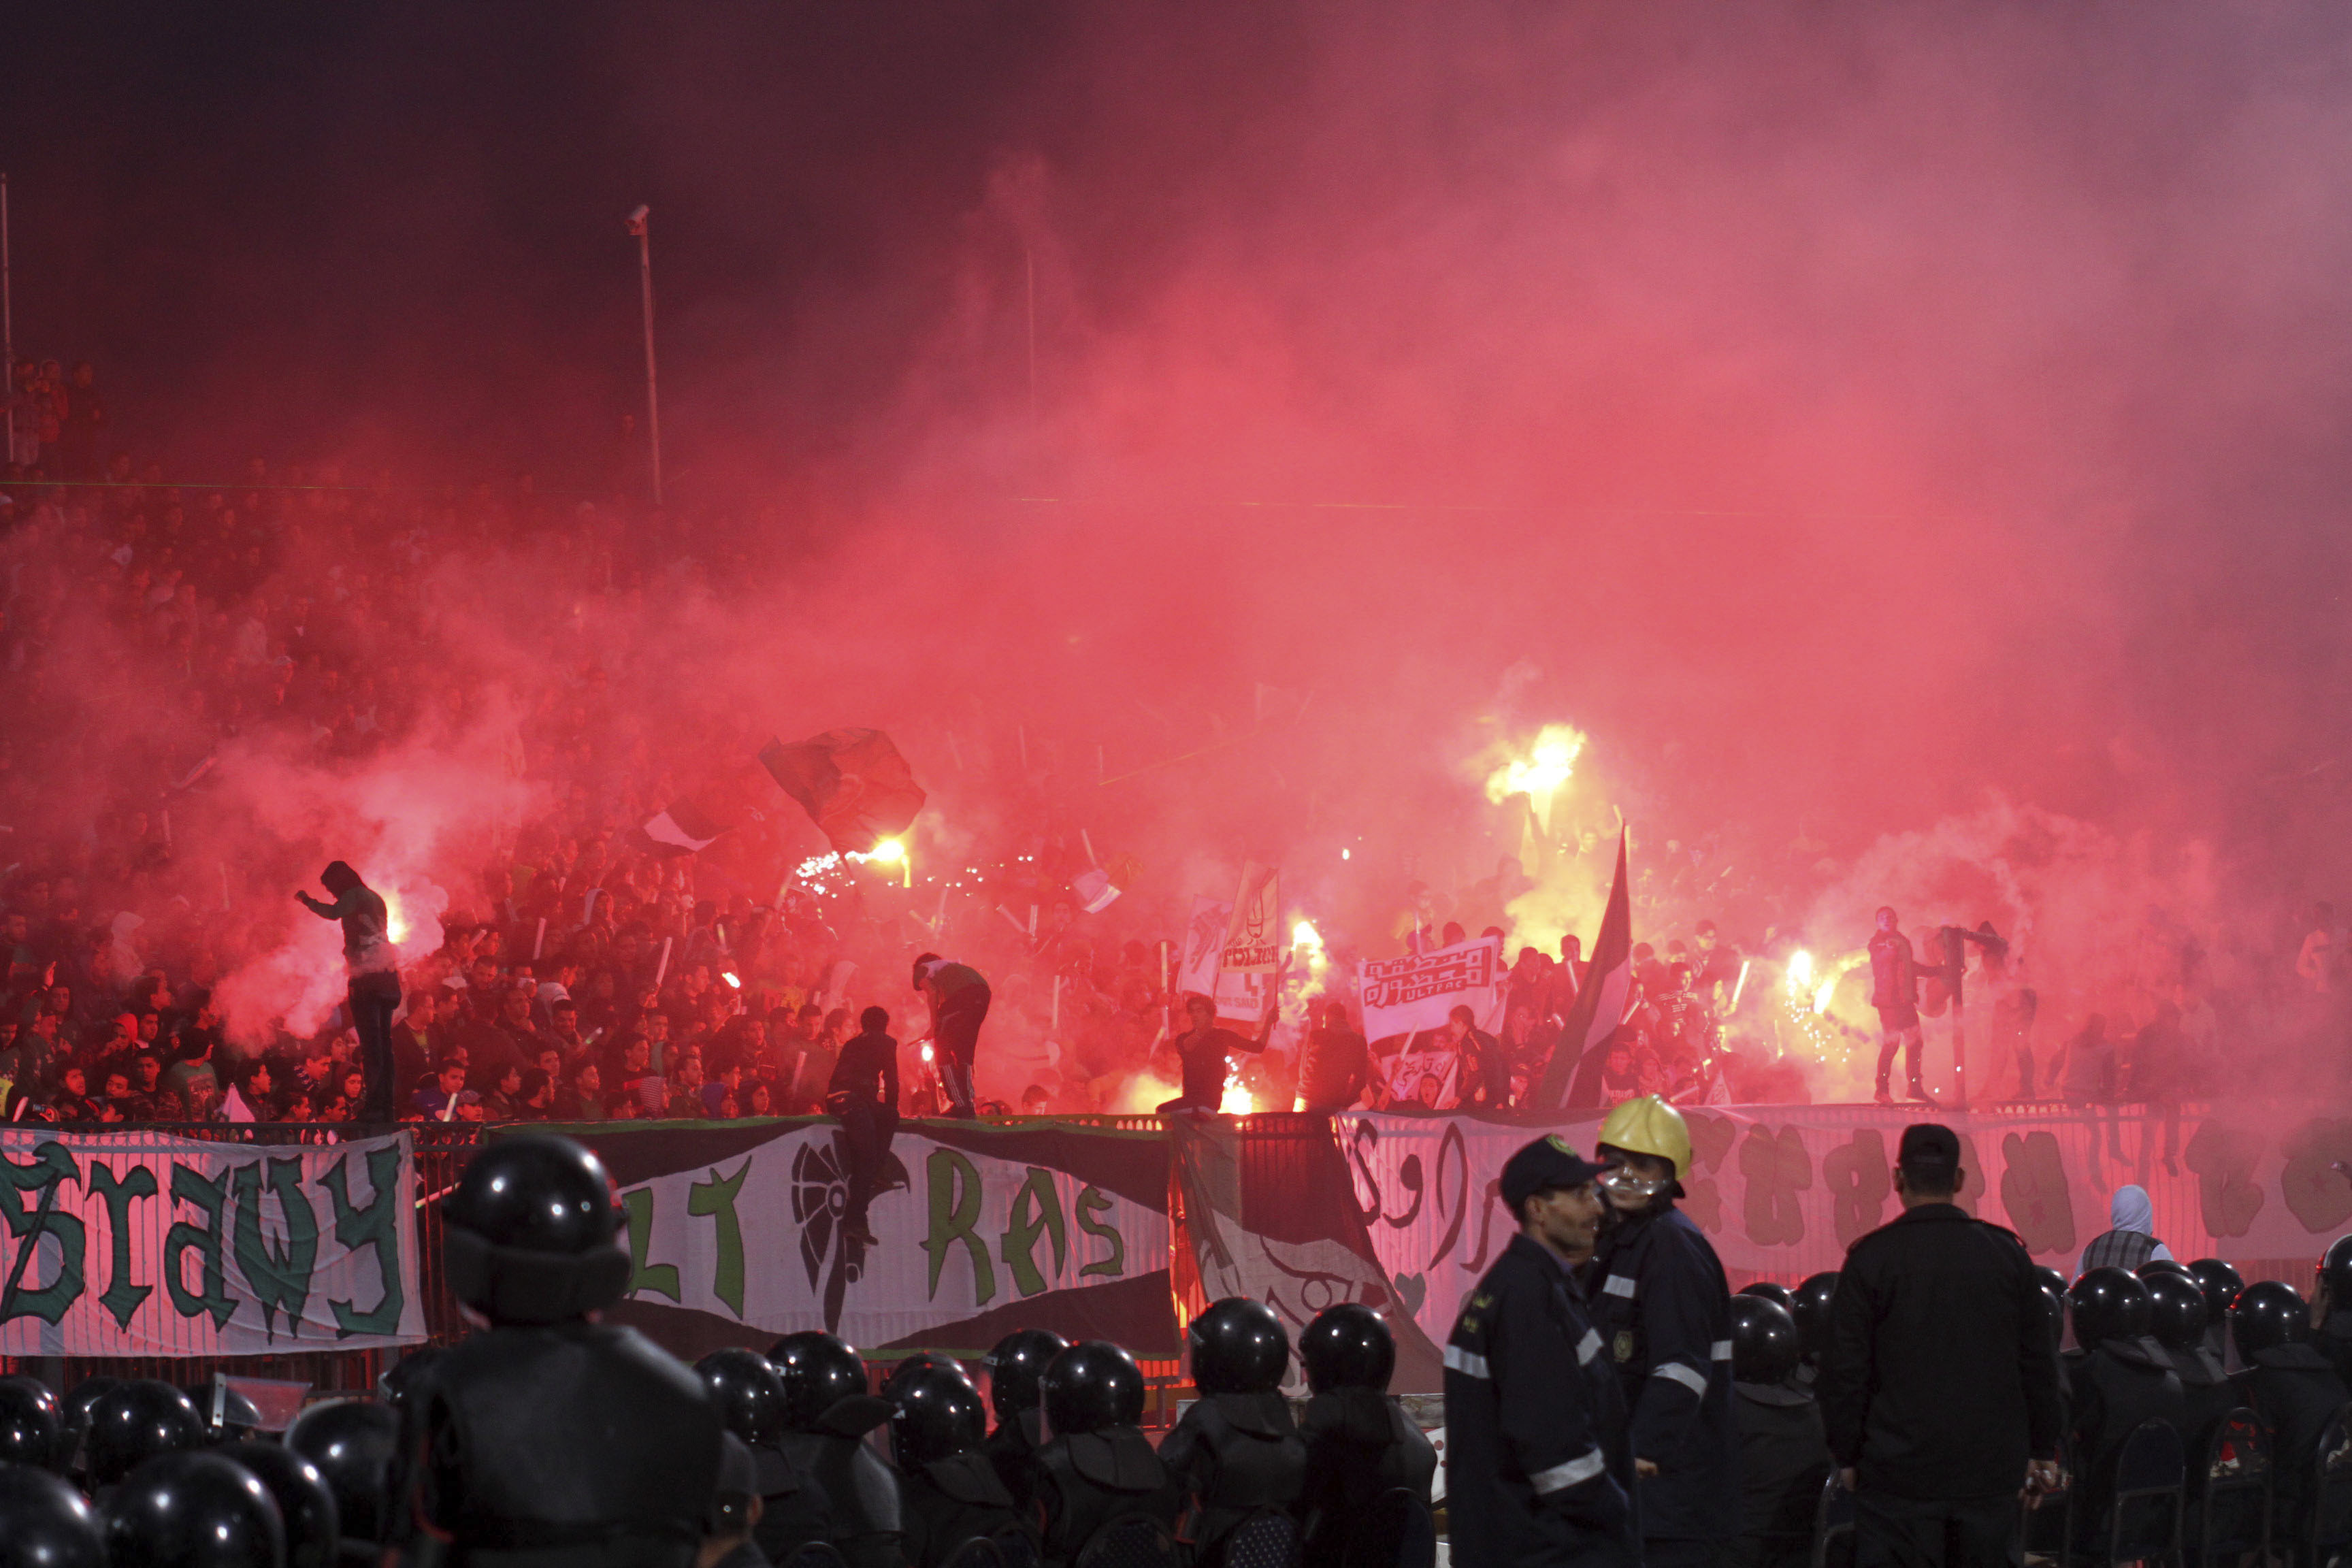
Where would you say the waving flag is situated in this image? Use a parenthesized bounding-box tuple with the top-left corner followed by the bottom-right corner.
(759, 729, 926, 854)
(1537, 831, 1635, 1110)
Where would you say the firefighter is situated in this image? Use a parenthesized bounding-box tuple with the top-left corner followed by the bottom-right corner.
(1588, 1094, 1739, 1568)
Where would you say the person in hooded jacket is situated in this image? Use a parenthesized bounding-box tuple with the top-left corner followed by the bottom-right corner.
(1725, 1295, 1829, 1568)
(892, 1367, 1027, 1568)
(768, 1330, 904, 1568)
(2064, 1268, 2188, 1553)
(1586, 1095, 1738, 1568)
(1032, 1341, 1181, 1568)
(2230, 1280, 2349, 1553)
(1292, 1303, 1437, 1568)
(1158, 1296, 1308, 1565)
(2079, 1186, 2174, 1274)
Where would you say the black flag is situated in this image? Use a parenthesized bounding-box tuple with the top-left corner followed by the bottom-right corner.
(1537, 832, 1635, 1110)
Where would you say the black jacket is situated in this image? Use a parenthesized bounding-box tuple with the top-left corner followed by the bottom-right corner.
(2063, 1337, 2187, 1533)
(1157, 1390, 1307, 1562)
(1034, 1426, 1181, 1568)
(900, 1452, 1026, 1568)
(1587, 1203, 1739, 1541)
(1818, 1202, 2063, 1501)
(1293, 1388, 1438, 1568)
(1725, 1382, 1831, 1568)
(2232, 1345, 2351, 1537)
(1444, 1232, 1637, 1568)
(984, 1408, 1047, 1520)
(2162, 1341, 2242, 1471)
(776, 1397, 905, 1568)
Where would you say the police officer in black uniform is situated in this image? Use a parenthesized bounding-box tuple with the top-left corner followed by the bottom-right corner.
(1159, 1296, 1309, 1566)
(2142, 1267, 2234, 1453)
(769, 1330, 904, 1568)
(1725, 1295, 1829, 1568)
(983, 1327, 1069, 1520)
(0, 1465, 102, 1568)
(2231, 1279, 2349, 1555)
(102, 1449, 286, 1568)
(698, 1348, 831, 1562)
(1588, 1094, 1738, 1568)
(1032, 1339, 1181, 1567)
(2188, 1258, 2244, 1367)
(1818, 1124, 2063, 1568)
(393, 1133, 723, 1568)
(2315, 1235, 2352, 1390)
(892, 1364, 1028, 1568)
(0, 1373, 65, 1471)
(286, 1396, 403, 1566)
(2065, 1268, 2187, 1551)
(1787, 1273, 1838, 1394)
(1445, 1134, 1637, 1568)
(1294, 1302, 1437, 1568)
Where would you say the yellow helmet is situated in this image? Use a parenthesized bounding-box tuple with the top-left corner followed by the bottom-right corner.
(1597, 1094, 1691, 1177)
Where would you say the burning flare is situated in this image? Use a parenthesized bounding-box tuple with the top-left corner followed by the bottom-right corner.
(1482, 724, 1588, 830)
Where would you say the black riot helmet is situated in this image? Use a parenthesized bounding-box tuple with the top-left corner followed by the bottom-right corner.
(769, 1330, 870, 1431)
(1188, 1296, 1290, 1396)
(891, 1366, 990, 1469)
(195, 1382, 264, 1442)
(2031, 1284, 2067, 1357)
(1791, 1273, 1840, 1365)
(2325, 1236, 2352, 1305)
(1042, 1341, 1147, 1436)
(101, 1450, 286, 1568)
(2189, 1258, 2245, 1325)
(377, 1345, 445, 1413)
(1737, 1281, 1795, 1311)
(881, 1353, 973, 1405)
(441, 1133, 630, 1326)
(2233, 1279, 2313, 1360)
(218, 1440, 340, 1568)
(0, 1373, 65, 1471)
(1729, 1295, 1803, 1386)
(284, 1398, 399, 1548)
(698, 1348, 790, 1446)
(2144, 1269, 2210, 1354)
(2035, 1266, 2070, 1301)
(85, 1379, 208, 1490)
(62, 1375, 121, 1454)
(0, 1465, 103, 1568)
(1300, 1303, 1397, 1394)
(985, 1328, 1071, 1425)
(2070, 1267, 2153, 1352)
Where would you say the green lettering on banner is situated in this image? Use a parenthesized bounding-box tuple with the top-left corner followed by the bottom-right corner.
(1075, 1185, 1126, 1279)
(321, 1145, 405, 1337)
(1001, 1167, 1068, 1298)
(924, 1149, 994, 1305)
(687, 1160, 752, 1318)
(165, 1162, 235, 1329)
(232, 1158, 320, 1342)
(621, 1188, 681, 1303)
(87, 1162, 159, 1329)
(0, 1141, 86, 1324)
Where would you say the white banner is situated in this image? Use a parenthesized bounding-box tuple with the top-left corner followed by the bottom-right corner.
(0, 1130, 423, 1357)
(1222, 863, 1281, 974)
(1359, 935, 1505, 1041)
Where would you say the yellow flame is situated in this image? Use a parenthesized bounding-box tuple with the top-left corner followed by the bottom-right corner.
(1291, 919, 1325, 961)
(1784, 949, 1814, 997)
(866, 839, 906, 864)
(1484, 723, 1587, 806)
(385, 891, 410, 946)
(721, 971, 740, 989)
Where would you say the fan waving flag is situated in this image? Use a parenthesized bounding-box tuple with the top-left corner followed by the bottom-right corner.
(1536, 831, 1635, 1110)
(759, 728, 926, 854)
(642, 798, 729, 857)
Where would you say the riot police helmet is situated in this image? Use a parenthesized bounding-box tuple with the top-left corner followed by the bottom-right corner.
(1729, 1294, 1803, 1386)
(101, 1450, 286, 1568)
(2188, 1258, 2244, 1324)
(890, 1365, 990, 1469)
(2144, 1269, 2210, 1353)
(1041, 1341, 1146, 1435)
(2325, 1235, 2352, 1305)
(84, 1379, 207, 1490)
(881, 1352, 974, 1405)
(1791, 1272, 1841, 1364)
(1300, 1303, 1397, 1394)
(0, 1372, 65, 1471)
(2232, 1279, 2313, 1360)
(0, 1464, 103, 1568)
(1187, 1296, 1290, 1396)
(769, 1330, 870, 1431)
(984, 1328, 1071, 1425)
(2069, 1267, 2153, 1351)
(441, 1133, 631, 1326)
(1737, 1281, 1795, 1311)
(218, 1439, 339, 1568)
(284, 1397, 399, 1548)
(698, 1348, 790, 1446)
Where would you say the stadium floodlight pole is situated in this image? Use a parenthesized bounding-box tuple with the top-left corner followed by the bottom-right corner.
(624, 203, 662, 507)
